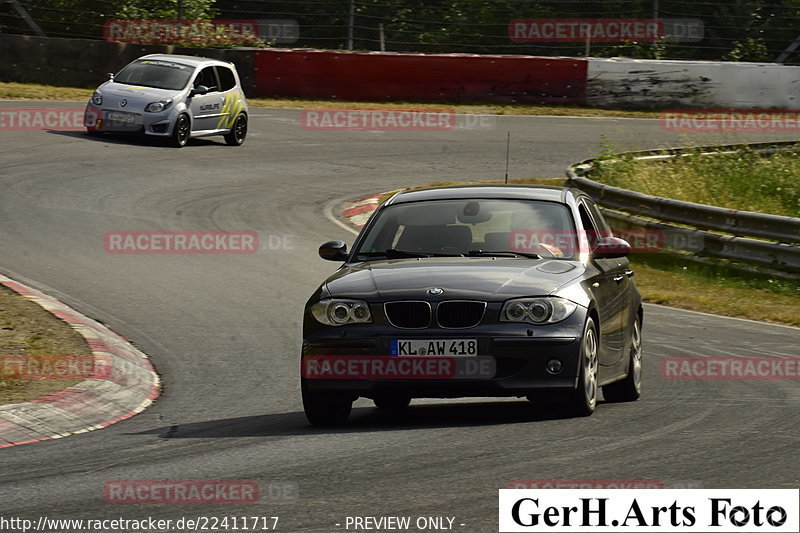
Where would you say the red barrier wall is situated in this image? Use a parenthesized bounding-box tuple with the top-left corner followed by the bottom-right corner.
(254, 49, 587, 104)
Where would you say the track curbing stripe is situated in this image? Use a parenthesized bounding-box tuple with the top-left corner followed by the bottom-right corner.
(0, 274, 161, 448)
(340, 194, 381, 229)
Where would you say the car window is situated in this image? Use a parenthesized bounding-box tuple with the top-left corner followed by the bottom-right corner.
(113, 59, 193, 91)
(355, 199, 577, 260)
(578, 200, 611, 250)
(583, 198, 612, 236)
(216, 66, 237, 91)
(194, 66, 219, 92)
(578, 203, 596, 233)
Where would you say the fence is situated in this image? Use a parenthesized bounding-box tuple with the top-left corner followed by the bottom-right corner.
(3, 1, 800, 64)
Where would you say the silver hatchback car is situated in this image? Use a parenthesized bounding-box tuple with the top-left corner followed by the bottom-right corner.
(84, 54, 248, 147)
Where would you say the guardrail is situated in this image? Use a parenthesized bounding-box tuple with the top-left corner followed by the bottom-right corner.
(565, 141, 800, 275)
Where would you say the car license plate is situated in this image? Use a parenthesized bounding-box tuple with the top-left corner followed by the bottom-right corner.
(390, 339, 477, 357)
(105, 111, 136, 123)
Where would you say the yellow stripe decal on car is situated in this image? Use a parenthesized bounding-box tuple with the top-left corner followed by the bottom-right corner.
(217, 91, 242, 130)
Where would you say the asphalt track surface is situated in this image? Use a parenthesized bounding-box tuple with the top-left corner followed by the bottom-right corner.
(0, 104, 799, 532)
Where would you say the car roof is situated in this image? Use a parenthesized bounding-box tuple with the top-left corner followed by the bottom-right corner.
(137, 54, 233, 68)
(384, 185, 583, 205)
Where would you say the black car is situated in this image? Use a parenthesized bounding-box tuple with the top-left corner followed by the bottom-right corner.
(301, 186, 643, 426)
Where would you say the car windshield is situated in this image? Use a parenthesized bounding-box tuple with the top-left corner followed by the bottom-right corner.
(113, 59, 194, 90)
(353, 198, 578, 261)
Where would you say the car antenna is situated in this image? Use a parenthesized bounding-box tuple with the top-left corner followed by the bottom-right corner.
(504, 131, 510, 184)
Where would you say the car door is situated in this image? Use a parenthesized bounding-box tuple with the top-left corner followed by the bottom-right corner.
(188, 66, 225, 132)
(585, 198, 635, 367)
(578, 199, 626, 368)
(214, 65, 241, 131)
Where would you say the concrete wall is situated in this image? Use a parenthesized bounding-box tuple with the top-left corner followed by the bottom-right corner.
(0, 34, 255, 96)
(4, 34, 800, 109)
(587, 57, 800, 109)
(253, 49, 587, 104)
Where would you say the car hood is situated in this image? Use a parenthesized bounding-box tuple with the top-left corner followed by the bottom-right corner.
(324, 257, 585, 301)
(97, 82, 181, 110)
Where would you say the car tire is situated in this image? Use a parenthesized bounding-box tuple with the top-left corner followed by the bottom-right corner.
(86, 129, 103, 137)
(171, 114, 190, 148)
(373, 395, 411, 410)
(603, 317, 642, 402)
(302, 385, 353, 427)
(564, 317, 599, 417)
(224, 113, 247, 146)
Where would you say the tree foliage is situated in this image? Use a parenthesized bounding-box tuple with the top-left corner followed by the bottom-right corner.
(115, 0, 217, 20)
(4, 0, 800, 62)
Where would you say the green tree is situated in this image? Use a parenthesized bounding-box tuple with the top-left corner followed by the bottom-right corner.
(114, 0, 218, 20)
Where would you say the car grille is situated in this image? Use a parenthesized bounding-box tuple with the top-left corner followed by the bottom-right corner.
(436, 301, 486, 328)
(384, 301, 431, 328)
(384, 300, 486, 329)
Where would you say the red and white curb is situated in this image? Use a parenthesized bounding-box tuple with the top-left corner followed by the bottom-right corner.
(341, 195, 381, 228)
(0, 274, 160, 448)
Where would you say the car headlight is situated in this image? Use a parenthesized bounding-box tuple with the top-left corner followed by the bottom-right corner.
(500, 297, 578, 324)
(311, 299, 372, 326)
(91, 91, 103, 106)
(145, 99, 172, 113)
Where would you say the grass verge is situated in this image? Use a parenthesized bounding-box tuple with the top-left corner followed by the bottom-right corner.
(629, 254, 799, 327)
(585, 145, 799, 325)
(0, 81, 661, 118)
(591, 145, 800, 218)
(0, 284, 91, 405)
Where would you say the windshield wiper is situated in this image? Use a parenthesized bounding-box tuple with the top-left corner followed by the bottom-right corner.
(357, 249, 461, 259)
(467, 250, 540, 259)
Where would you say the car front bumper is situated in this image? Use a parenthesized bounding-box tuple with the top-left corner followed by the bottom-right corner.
(84, 105, 174, 136)
(301, 318, 586, 399)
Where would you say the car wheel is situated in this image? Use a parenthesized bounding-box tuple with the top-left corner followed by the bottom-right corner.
(603, 317, 642, 402)
(171, 114, 190, 147)
(302, 385, 353, 427)
(224, 113, 247, 146)
(86, 129, 104, 137)
(564, 317, 598, 417)
(373, 395, 411, 410)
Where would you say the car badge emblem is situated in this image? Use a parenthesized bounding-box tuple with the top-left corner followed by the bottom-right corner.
(119, 99, 127, 107)
(427, 288, 444, 295)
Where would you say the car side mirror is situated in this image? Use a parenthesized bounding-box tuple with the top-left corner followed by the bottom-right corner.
(105, 72, 115, 81)
(592, 236, 631, 258)
(190, 85, 209, 96)
(319, 240, 348, 261)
